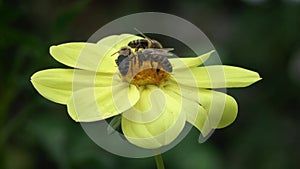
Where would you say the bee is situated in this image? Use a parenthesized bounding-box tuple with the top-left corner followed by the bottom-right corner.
(137, 48, 173, 73)
(113, 30, 174, 78)
(113, 47, 173, 77)
(114, 47, 135, 76)
(128, 29, 163, 51)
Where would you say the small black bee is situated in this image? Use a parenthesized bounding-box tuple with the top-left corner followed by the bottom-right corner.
(114, 47, 134, 76)
(113, 30, 173, 76)
(128, 39, 163, 51)
(128, 29, 163, 51)
(138, 49, 173, 73)
(114, 47, 173, 76)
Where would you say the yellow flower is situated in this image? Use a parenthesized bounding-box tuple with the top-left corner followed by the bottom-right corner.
(30, 34, 261, 149)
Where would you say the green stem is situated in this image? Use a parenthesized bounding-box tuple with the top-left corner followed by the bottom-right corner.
(154, 154, 165, 169)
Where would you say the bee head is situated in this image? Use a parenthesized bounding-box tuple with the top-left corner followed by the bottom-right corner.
(114, 47, 132, 66)
(119, 47, 132, 56)
(112, 47, 132, 56)
(150, 40, 163, 49)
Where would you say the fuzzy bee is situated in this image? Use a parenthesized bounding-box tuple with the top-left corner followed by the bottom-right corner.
(127, 29, 163, 51)
(114, 47, 135, 76)
(128, 39, 163, 51)
(137, 48, 173, 73)
(113, 47, 173, 77)
(114, 30, 174, 77)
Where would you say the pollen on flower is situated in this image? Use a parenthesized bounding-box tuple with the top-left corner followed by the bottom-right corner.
(120, 60, 171, 87)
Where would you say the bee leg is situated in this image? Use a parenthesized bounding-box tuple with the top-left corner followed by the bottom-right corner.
(150, 59, 154, 68)
(151, 55, 158, 69)
(135, 44, 142, 52)
(126, 55, 132, 76)
(156, 63, 161, 74)
(162, 57, 173, 72)
(151, 55, 160, 73)
(138, 52, 143, 68)
(132, 55, 137, 65)
(130, 60, 134, 76)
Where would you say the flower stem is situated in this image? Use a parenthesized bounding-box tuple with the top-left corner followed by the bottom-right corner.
(154, 153, 165, 169)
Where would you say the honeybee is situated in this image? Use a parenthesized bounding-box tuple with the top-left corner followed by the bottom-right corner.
(113, 47, 173, 77)
(113, 30, 174, 78)
(114, 47, 135, 76)
(137, 48, 173, 73)
(128, 29, 163, 51)
(128, 39, 163, 51)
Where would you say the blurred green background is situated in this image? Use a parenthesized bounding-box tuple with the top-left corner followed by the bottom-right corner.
(1, 0, 299, 169)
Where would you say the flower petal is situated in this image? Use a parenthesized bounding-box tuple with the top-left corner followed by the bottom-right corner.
(163, 83, 212, 136)
(97, 34, 140, 53)
(121, 86, 186, 149)
(198, 89, 238, 128)
(30, 68, 113, 104)
(122, 86, 169, 123)
(67, 83, 140, 122)
(49, 34, 140, 73)
(170, 50, 215, 70)
(186, 103, 212, 136)
(173, 65, 261, 88)
(164, 83, 237, 130)
(50, 42, 111, 72)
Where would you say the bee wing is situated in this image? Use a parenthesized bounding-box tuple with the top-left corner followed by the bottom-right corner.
(142, 48, 174, 57)
(161, 48, 174, 52)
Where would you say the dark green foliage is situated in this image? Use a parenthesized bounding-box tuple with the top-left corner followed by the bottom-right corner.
(0, 0, 299, 169)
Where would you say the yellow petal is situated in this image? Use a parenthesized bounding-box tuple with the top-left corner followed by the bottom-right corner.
(97, 34, 141, 72)
(50, 42, 113, 72)
(170, 50, 215, 70)
(164, 83, 237, 130)
(163, 83, 212, 136)
(121, 86, 185, 149)
(49, 34, 140, 73)
(198, 89, 238, 128)
(97, 34, 140, 54)
(122, 86, 168, 123)
(67, 83, 139, 122)
(30, 69, 113, 104)
(186, 104, 212, 136)
(173, 65, 261, 88)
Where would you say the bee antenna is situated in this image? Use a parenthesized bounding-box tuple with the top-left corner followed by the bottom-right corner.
(134, 28, 152, 41)
(111, 50, 119, 56)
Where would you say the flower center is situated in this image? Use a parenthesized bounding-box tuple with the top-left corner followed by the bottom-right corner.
(120, 60, 171, 87)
